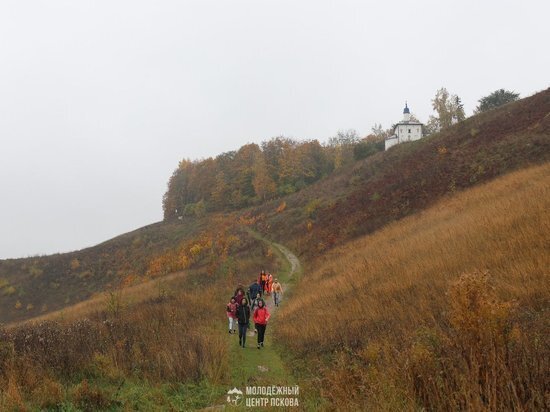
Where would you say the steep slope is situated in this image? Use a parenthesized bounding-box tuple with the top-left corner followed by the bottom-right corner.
(251, 88, 550, 256)
(275, 163, 549, 410)
(0, 220, 177, 318)
(0, 217, 262, 323)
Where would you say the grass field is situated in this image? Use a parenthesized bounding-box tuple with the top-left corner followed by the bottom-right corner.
(276, 163, 550, 410)
(225, 233, 298, 402)
(0, 229, 278, 410)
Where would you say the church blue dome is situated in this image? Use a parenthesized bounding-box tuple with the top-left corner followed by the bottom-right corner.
(403, 103, 410, 114)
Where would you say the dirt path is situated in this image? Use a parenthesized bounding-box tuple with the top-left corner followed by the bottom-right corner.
(201, 231, 302, 411)
(272, 241, 301, 278)
(207, 231, 302, 410)
(250, 239, 300, 320)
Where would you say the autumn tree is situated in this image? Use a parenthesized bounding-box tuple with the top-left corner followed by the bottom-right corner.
(278, 139, 327, 192)
(162, 134, 364, 217)
(261, 137, 292, 184)
(232, 144, 260, 207)
(426, 87, 466, 134)
(252, 150, 277, 201)
(211, 171, 230, 210)
(162, 160, 193, 219)
(298, 140, 331, 183)
(276, 139, 299, 189)
(328, 129, 360, 169)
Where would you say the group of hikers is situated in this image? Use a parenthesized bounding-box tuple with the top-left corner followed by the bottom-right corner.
(226, 270, 284, 349)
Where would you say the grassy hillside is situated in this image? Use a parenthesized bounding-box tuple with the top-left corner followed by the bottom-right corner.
(0, 228, 282, 410)
(250, 88, 550, 256)
(2, 89, 547, 325)
(0, 219, 194, 322)
(275, 163, 549, 410)
(0, 87, 547, 409)
(0, 215, 262, 323)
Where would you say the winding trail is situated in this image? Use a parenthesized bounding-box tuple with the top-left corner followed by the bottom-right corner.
(272, 241, 301, 278)
(202, 231, 301, 411)
(209, 231, 302, 410)
(252, 239, 301, 315)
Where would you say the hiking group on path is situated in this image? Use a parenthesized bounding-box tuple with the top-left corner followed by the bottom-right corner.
(226, 270, 284, 349)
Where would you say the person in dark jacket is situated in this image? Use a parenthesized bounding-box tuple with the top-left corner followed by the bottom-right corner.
(253, 299, 270, 349)
(248, 279, 262, 303)
(236, 298, 251, 348)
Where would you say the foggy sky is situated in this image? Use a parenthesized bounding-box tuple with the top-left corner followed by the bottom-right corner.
(1, 0, 549, 259)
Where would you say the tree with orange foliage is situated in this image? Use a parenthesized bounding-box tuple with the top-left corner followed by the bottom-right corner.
(252, 151, 276, 201)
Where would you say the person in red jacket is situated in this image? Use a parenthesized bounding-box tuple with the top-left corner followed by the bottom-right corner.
(253, 299, 270, 349)
(234, 287, 246, 306)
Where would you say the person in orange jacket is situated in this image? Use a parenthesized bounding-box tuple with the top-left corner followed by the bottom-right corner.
(253, 299, 270, 349)
(266, 272, 273, 295)
(259, 270, 268, 293)
(272, 278, 283, 307)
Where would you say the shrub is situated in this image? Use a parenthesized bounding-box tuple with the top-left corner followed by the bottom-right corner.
(3, 286, 16, 296)
(31, 377, 64, 409)
(72, 379, 113, 411)
(353, 140, 384, 160)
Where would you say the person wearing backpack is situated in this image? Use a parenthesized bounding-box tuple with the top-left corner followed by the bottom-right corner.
(272, 278, 283, 307)
(253, 299, 270, 349)
(236, 298, 251, 348)
(226, 297, 238, 334)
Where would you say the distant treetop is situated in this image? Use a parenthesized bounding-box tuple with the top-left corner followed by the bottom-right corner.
(475, 89, 520, 114)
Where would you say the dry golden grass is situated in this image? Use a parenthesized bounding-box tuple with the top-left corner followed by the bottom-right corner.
(0, 227, 273, 409)
(7, 269, 190, 328)
(0, 286, 229, 409)
(277, 162, 550, 411)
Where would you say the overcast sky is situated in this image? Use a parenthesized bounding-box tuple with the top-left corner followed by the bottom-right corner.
(0, 0, 548, 259)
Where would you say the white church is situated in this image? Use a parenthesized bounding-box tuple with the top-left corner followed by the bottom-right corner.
(385, 103, 423, 150)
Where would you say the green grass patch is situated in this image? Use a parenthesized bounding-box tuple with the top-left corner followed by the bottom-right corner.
(229, 333, 294, 388)
(224, 229, 299, 403)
